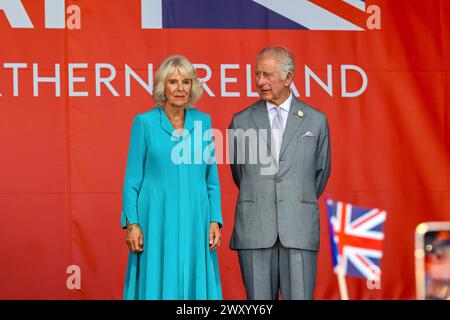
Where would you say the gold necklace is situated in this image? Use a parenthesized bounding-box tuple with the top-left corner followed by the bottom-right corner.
(168, 115, 184, 129)
(163, 106, 185, 129)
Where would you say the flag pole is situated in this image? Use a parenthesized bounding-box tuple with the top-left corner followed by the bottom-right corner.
(326, 196, 349, 300)
(336, 264, 349, 300)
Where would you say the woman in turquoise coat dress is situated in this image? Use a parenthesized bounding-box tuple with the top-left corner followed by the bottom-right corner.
(120, 55, 223, 299)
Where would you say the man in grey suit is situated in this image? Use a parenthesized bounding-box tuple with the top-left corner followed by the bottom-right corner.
(228, 46, 331, 300)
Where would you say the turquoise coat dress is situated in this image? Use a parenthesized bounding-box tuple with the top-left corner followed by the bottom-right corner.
(120, 106, 223, 300)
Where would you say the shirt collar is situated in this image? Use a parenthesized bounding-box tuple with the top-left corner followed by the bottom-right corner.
(266, 93, 292, 113)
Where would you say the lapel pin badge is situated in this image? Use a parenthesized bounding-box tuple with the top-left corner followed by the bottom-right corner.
(297, 110, 304, 118)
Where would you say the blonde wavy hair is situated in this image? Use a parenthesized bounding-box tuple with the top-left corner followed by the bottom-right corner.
(153, 55, 203, 108)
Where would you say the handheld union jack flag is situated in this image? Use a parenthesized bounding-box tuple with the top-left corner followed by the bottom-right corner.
(326, 199, 387, 281)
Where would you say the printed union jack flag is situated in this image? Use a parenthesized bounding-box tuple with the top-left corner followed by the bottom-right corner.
(141, 0, 367, 30)
(326, 199, 387, 281)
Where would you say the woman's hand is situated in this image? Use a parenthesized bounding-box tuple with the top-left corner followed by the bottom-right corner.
(125, 223, 144, 253)
(209, 222, 222, 251)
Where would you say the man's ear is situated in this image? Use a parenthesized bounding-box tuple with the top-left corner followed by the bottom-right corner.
(284, 71, 294, 86)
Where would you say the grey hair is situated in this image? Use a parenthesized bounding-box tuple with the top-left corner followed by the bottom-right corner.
(153, 55, 203, 108)
(257, 46, 295, 79)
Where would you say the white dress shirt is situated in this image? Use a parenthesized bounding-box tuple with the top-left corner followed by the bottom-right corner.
(266, 93, 292, 132)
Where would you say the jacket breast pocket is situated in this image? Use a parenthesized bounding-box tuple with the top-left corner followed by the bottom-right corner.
(297, 135, 317, 144)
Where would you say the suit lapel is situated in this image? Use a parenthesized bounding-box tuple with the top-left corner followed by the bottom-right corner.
(279, 97, 306, 158)
(250, 100, 272, 152)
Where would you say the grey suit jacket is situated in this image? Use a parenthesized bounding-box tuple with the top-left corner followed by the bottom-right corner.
(228, 97, 331, 251)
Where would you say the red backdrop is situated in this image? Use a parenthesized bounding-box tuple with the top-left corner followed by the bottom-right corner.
(0, 0, 449, 299)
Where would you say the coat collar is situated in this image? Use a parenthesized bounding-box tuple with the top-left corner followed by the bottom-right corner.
(158, 106, 195, 138)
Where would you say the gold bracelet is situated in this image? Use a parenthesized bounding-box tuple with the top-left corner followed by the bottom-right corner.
(127, 224, 139, 232)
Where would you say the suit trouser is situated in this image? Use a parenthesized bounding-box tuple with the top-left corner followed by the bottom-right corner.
(237, 238, 318, 300)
